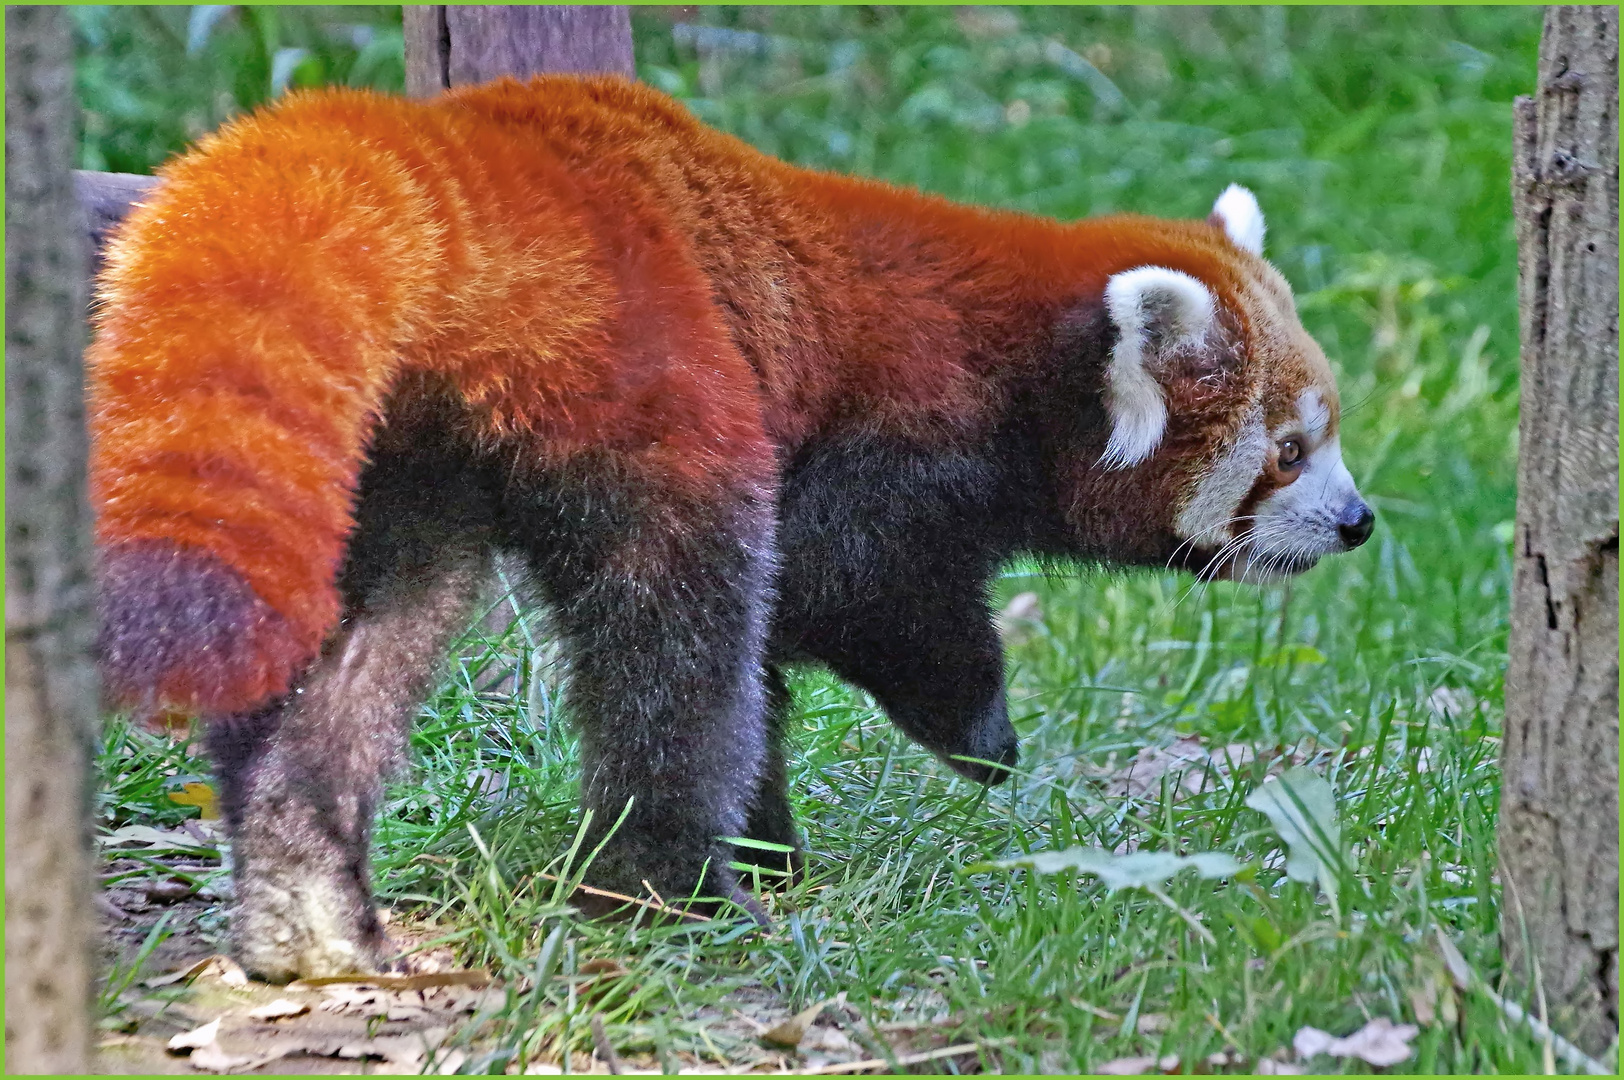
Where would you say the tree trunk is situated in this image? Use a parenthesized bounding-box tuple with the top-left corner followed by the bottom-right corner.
(1501, 4, 1619, 1055)
(4, 6, 100, 1073)
(75, 169, 157, 269)
(404, 5, 634, 97)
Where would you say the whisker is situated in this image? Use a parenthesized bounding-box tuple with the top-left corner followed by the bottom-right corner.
(1170, 528, 1257, 612)
(1228, 523, 1291, 586)
(1162, 513, 1260, 572)
(1336, 387, 1382, 423)
(1241, 527, 1313, 584)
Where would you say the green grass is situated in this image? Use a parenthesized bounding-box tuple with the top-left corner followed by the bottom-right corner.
(86, 6, 1593, 1073)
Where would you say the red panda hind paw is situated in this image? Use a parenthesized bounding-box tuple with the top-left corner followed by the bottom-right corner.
(97, 539, 316, 720)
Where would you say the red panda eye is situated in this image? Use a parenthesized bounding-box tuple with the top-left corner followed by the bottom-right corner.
(1278, 439, 1304, 467)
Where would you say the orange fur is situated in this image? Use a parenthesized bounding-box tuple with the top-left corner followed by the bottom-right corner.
(90, 75, 1289, 716)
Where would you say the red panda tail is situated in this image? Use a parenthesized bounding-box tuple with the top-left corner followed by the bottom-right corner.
(89, 95, 444, 719)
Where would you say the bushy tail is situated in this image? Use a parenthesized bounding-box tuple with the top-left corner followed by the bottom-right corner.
(90, 93, 443, 718)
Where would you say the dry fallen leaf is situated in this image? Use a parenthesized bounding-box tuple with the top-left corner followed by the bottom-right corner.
(576, 957, 630, 1002)
(1293, 1017, 1418, 1067)
(1135, 1012, 1170, 1035)
(801, 1026, 855, 1055)
(336, 1028, 448, 1068)
(320, 985, 431, 1023)
(144, 956, 216, 989)
(1408, 977, 1438, 1026)
(577, 958, 628, 977)
(464, 767, 509, 801)
(146, 878, 197, 904)
(316, 979, 499, 1024)
(976, 847, 1238, 896)
(166, 1018, 222, 1053)
(1426, 686, 1476, 719)
(288, 968, 491, 990)
(101, 824, 217, 852)
(146, 954, 248, 989)
(1102, 736, 1260, 799)
(215, 959, 249, 988)
(188, 1040, 281, 1074)
(169, 781, 220, 819)
(762, 998, 832, 1048)
(1409, 949, 1460, 1027)
(247, 998, 310, 1021)
(791, 1038, 1010, 1075)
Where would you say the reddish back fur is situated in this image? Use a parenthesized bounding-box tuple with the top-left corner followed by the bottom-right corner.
(90, 75, 1268, 717)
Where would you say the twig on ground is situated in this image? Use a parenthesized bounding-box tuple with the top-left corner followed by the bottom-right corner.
(791, 1037, 1015, 1075)
(1480, 985, 1610, 1075)
(532, 872, 711, 923)
(1433, 928, 1610, 1076)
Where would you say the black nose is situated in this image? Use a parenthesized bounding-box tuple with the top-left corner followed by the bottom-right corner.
(1338, 501, 1375, 549)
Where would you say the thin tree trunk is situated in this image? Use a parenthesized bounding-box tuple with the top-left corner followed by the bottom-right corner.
(404, 5, 634, 97)
(1501, 4, 1619, 1055)
(4, 5, 100, 1072)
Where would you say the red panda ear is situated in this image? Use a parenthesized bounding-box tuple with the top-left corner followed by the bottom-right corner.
(1100, 266, 1218, 469)
(1209, 184, 1266, 255)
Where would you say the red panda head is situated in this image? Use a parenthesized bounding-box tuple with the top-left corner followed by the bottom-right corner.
(1060, 185, 1373, 580)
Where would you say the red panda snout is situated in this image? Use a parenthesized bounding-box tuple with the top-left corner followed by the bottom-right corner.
(1175, 387, 1371, 582)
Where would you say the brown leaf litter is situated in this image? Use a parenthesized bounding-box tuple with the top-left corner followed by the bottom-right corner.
(1090, 734, 1328, 801)
(100, 952, 502, 1075)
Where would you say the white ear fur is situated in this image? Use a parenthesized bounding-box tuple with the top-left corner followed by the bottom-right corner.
(1211, 184, 1265, 255)
(1100, 266, 1217, 469)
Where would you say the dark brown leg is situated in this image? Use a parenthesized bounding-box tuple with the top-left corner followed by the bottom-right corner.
(518, 462, 777, 919)
(209, 553, 488, 980)
(737, 666, 805, 882)
(207, 429, 498, 980)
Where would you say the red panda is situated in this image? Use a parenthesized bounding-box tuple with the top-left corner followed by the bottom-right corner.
(88, 75, 1372, 980)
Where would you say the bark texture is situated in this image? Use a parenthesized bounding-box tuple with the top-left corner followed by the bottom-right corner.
(404, 5, 634, 97)
(4, 6, 100, 1073)
(1501, 4, 1619, 1055)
